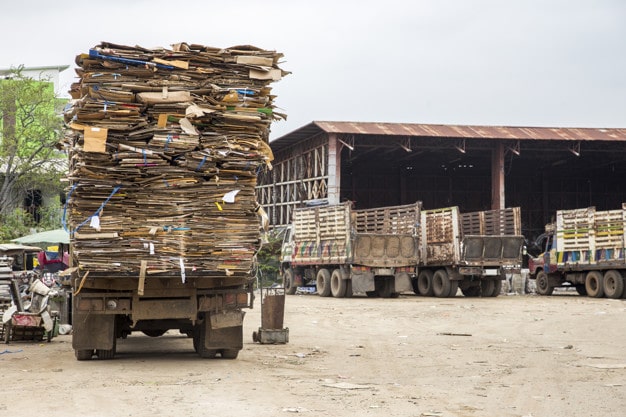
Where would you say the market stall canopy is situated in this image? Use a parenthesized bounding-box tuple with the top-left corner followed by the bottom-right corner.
(11, 229, 70, 245)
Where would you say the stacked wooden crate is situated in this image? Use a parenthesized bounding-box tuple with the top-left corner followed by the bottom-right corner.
(62, 42, 287, 278)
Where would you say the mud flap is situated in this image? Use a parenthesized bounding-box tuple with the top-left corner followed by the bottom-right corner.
(394, 272, 413, 293)
(72, 313, 115, 351)
(203, 310, 245, 351)
(351, 272, 375, 293)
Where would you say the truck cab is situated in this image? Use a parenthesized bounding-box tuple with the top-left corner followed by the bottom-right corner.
(527, 230, 556, 277)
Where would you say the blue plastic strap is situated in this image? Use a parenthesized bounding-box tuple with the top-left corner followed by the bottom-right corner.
(73, 185, 122, 233)
(196, 156, 207, 171)
(61, 183, 79, 233)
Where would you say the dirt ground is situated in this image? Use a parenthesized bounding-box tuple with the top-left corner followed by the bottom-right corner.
(1, 290, 625, 417)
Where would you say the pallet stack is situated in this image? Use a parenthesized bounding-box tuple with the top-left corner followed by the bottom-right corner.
(62, 42, 287, 278)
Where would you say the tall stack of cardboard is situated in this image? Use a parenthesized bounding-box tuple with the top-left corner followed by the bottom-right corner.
(62, 42, 287, 278)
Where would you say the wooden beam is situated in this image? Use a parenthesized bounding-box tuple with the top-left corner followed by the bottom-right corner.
(491, 142, 505, 210)
(328, 133, 341, 205)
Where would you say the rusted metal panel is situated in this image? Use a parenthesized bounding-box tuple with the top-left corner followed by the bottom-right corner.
(270, 121, 626, 156)
(132, 298, 196, 321)
(421, 207, 461, 265)
(352, 202, 421, 267)
(311, 121, 626, 142)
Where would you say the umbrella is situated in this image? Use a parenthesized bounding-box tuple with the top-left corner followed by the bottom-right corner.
(11, 228, 70, 245)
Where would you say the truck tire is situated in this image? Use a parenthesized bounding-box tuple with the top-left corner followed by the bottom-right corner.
(331, 269, 347, 297)
(142, 329, 167, 337)
(194, 322, 218, 358)
(344, 279, 353, 298)
(585, 271, 604, 298)
(432, 269, 451, 298)
(417, 270, 434, 296)
(448, 279, 459, 297)
(461, 285, 481, 297)
(489, 279, 502, 297)
(377, 279, 398, 298)
(536, 271, 554, 295)
(75, 349, 94, 361)
(283, 268, 297, 295)
(411, 277, 420, 295)
(316, 269, 332, 297)
(603, 270, 624, 299)
(96, 347, 116, 360)
(220, 349, 239, 359)
(480, 279, 495, 297)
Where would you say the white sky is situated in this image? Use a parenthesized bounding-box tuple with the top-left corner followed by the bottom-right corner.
(1, 0, 624, 140)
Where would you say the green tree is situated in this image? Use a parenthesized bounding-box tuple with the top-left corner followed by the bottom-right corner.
(0, 66, 66, 219)
(255, 229, 284, 287)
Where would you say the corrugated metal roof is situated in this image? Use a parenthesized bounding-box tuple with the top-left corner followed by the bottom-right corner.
(270, 121, 626, 152)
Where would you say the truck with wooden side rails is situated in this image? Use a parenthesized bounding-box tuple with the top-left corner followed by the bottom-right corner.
(528, 204, 626, 298)
(280, 202, 421, 298)
(414, 206, 525, 297)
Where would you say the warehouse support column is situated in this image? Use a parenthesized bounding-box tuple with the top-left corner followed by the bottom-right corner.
(327, 133, 341, 205)
(491, 142, 505, 210)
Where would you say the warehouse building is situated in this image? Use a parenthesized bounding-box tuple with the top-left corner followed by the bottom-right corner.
(258, 121, 626, 240)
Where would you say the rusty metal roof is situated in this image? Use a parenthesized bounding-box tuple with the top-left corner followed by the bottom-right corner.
(270, 121, 626, 152)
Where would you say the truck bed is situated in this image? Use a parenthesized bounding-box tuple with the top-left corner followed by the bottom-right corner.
(421, 206, 524, 268)
(289, 202, 421, 267)
(555, 204, 626, 268)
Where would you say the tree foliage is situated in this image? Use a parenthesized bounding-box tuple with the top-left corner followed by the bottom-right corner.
(0, 66, 66, 217)
(255, 229, 284, 286)
(0, 204, 62, 243)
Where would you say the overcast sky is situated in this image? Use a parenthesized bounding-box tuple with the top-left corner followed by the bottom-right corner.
(1, 0, 624, 140)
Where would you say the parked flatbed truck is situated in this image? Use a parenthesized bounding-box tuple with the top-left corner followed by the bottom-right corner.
(415, 206, 525, 297)
(528, 204, 626, 298)
(280, 202, 421, 298)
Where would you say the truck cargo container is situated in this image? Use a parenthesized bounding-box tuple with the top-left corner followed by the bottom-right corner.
(414, 206, 524, 297)
(528, 204, 626, 298)
(280, 202, 421, 298)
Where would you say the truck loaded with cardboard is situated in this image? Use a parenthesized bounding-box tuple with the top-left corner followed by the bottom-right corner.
(528, 204, 626, 298)
(61, 41, 287, 360)
(280, 203, 524, 298)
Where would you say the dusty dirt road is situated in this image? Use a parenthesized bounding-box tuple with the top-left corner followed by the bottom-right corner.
(1, 292, 625, 417)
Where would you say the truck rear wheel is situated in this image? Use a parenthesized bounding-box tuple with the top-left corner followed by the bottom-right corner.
(283, 268, 297, 295)
(448, 280, 459, 297)
(432, 269, 451, 298)
(220, 349, 239, 359)
(417, 270, 434, 296)
(75, 349, 94, 361)
(193, 322, 218, 358)
(330, 269, 346, 298)
(536, 271, 554, 295)
(603, 270, 624, 299)
(585, 271, 604, 298)
(480, 279, 495, 297)
(461, 285, 481, 297)
(96, 347, 116, 360)
(316, 269, 332, 297)
(489, 279, 502, 297)
(142, 329, 167, 337)
(376, 279, 397, 298)
(575, 285, 587, 296)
